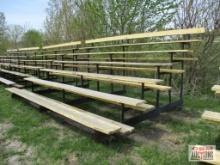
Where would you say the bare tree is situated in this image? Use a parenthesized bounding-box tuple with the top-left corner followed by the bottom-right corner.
(7, 25, 24, 48)
(174, 0, 220, 94)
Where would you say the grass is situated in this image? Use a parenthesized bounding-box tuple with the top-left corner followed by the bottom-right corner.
(0, 84, 220, 164)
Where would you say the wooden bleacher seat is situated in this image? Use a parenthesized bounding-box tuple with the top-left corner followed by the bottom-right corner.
(24, 77, 155, 111)
(61, 64, 185, 74)
(54, 61, 173, 67)
(7, 87, 134, 135)
(211, 85, 220, 95)
(78, 39, 201, 50)
(0, 77, 23, 88)
(0, 68, 31, 77)
(0, 63, 43, 70)
(202, 110, 220, 124)
(0, 77, 15, 86)
(85, 28, 205, 44)
(41, 68, 171, 91)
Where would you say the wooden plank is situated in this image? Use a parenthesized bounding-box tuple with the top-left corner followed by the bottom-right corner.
(0, 69, 31, 77)
(211, 85, 220, 91)
(85, 28, 205, 44)
(7, 87, 134, 135)
(65, 50, 193, 56)
(202, 110, 220, 123)
(79, 57, 198, 61)
(0, 77, 15, 86)
(50, 72, 171, 91)
(79, 39, 201, 50)
(35, 50, 193, 57)
(7, 47, 40, 52)
(40, 69, 171, 91)
(43, 41, 81, 49)
(41, 68, 163, 84)
(54, 61, 173, 67)
(63, 64, 185, 74)
(0, 63, 43, 70)
(24, 77, 154, 111)
(18, 47, 40, 51)
(0, 55, 26, 58)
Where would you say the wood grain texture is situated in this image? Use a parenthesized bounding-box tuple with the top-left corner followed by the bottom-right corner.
(7, 87, 134, 135)
(61, 64, 185, 74)
(0, 77, 15, 85)
(0, 69, 31, 77)
(85, 28, 205, 44)
(54, 60, 173, 67)
(24, 77, 154, 111)
(202, 110, 220, 123)
(41, 69, 171, 91)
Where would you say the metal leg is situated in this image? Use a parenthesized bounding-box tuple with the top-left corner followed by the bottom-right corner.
(156, 66, 160, 107)
(96, 64, 100, 91)
(121, 104, 125, 123)
(141, 83, 145, 99)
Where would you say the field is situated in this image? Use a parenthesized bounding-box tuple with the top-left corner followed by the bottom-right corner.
(0, 84, 220, 165)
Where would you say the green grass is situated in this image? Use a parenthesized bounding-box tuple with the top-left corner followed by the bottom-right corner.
(0, 84, 220, 164)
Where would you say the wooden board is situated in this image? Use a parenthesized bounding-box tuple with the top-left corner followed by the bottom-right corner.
(24, 77, 154, 111)
(78, 57, 198, 61)
(0, 63, 43, 70)
(0, 69, 31, 77)
(54, 61, 173, 67)
(41, 68, 162, 84)
(211, 85, 220, 91)
(65, 50, 193, 56)
(34, 50, 193, 57)
(41, 69, 171, 91)
(79, 40, 201, 50)
(43, 41, 81, 50)
(63, 64, 185, 74)
(0, 77, 15, 86)
(7, 87, 134, 135)
(85, 28, 205, 44)
(50, 72, 171, 91)
(202, 110, 220, 123)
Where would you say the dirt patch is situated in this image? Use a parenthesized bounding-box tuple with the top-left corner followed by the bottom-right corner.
(129, 122, 185, 151)
(0, 122, 35, 165)
(5, 139, 35, 165)
(0, 122, 13, 139)
(42, 118, 79, 139)
(66, 153, 78, 165)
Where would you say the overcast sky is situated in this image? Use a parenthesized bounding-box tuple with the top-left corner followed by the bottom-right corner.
(0, 0, 49, 30)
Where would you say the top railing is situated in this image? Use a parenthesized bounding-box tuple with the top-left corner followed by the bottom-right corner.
(7, 27, 205, 53)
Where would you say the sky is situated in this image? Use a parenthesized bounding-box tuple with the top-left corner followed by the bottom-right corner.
(0, 0, 49, 30)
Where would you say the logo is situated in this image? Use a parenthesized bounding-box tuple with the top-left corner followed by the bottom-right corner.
(189, 145, 216, 162)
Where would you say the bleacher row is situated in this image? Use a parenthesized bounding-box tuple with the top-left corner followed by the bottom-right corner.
(0, 28, 205, 136)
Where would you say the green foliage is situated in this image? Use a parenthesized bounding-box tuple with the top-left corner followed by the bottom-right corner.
(44, 0, 178, 43)
(21, 29, 43, 47)
(0, 12, 7, 53)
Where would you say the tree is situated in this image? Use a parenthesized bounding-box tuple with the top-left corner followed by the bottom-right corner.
(7, 25, 24, 48)
(0, 12, 7, 53)
(173, 0, 220, 94)
(44, 0, 178, 43)
(21, 30, 43, 47)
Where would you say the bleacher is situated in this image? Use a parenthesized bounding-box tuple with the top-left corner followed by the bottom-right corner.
(0, 27, 205, 135)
